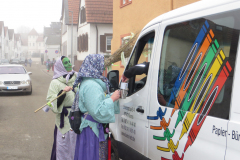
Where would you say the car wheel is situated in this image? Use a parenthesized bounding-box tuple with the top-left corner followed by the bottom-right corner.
(27, 85, 32, 95)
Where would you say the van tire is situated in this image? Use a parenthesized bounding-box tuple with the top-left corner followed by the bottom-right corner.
(111, 137, 119, 160)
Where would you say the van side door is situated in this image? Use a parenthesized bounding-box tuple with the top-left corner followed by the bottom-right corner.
(116, 23, 160, 159)
(147, 7, 240, 160)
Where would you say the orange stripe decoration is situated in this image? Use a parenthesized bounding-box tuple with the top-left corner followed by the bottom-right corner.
(150, 117, 171, 130)
(170, 29, 214, 117)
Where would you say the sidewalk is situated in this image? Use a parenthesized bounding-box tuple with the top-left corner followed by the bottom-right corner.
(39, 63, 54, 77)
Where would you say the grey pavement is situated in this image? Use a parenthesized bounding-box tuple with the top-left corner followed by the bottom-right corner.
(0, 63, 56, 160)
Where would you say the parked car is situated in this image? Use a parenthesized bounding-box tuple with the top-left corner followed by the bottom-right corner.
(0, 65, 32, 95)
(10, 58, 20, 64)
(107, 1, 240, 160)
(19, 57, 25, 64)
(0, 59, 9, 65)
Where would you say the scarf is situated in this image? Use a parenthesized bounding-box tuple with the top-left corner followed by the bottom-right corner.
(52, 56, 76, 83)
(73, 54, 110, 93)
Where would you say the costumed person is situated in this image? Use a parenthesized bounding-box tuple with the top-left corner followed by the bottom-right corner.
(46, 59, 51, 72)
(73, 54, 120, 160)
(28, 58, 32, 67)
(52, 58, 56, 71)
(25, 58, 28, 67)
(44, 56, 77, 160)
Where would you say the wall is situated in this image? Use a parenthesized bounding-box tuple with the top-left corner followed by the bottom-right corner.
(46, 44, 61, 60)
(111, 0, 199, 77)
(66, 25, 77, 60)
(77, 23, 113, 61)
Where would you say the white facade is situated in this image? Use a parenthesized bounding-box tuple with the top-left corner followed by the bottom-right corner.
(28, 35, 38, 55)
(0, 27, 4, 59)
(14, 37, 21, 58)
(77, 23, 113, 61)
(36, 41, 45, 53)
(9, 34, 14, 59)
(45, 44, 61, 60)
(61, 11, 78, 59)
(4, 28, 9, 59)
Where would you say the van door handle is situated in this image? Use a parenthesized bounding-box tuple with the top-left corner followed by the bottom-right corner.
(136, 108, 144, 113)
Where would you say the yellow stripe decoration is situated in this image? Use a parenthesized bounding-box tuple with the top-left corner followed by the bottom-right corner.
(179, 112, 196, 139)
(179, 49, 226, 139)
(157, 139, 179, 153)
(220, 50, 225, 60)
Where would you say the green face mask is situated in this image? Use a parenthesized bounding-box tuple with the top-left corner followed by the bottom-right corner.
(62, 57, 72, 72)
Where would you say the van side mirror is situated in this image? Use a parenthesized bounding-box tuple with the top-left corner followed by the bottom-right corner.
(107, 70, 119, 93)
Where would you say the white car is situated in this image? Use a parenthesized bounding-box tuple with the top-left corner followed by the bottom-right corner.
(0, 65, 32, 95)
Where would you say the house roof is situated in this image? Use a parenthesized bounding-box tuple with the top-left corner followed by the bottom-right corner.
(8, 29, 14, 40)
(0, 21, 4, 35)
(21, 37, 28, 46)
(4, 27, 8, 37)
(85, 0, 113, 24)
(61, 0, 80, 25)
(44, 26, 61, 37)
(36, 35, 44, 42)
(14, 34, 20, 41)
(28, 28, 38, 35)
(46, 35, 61, 45)
(68, 0, 80, 24)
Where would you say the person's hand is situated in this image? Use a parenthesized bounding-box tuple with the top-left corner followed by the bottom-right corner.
(63, 86, 73, 92)
(121, 74, 128, 82)
(158, 94, 166, 106)
(111, 90, 120, 102)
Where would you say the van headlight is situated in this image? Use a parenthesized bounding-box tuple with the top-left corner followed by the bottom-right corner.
(0, 81, 3, 85)
(21, 80, 31, 84)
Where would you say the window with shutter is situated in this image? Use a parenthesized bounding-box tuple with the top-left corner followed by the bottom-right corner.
(100, 35, 106, 52)
(80, 7, 86, 24)
(86, 33, 88, 51)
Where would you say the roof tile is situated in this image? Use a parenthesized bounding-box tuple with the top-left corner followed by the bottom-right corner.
(85, 0, 113, 24)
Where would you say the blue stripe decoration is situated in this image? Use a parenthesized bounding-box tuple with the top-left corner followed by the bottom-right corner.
(167, 20, 209, 106)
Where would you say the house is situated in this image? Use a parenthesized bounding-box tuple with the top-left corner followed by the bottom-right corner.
(60, 0, 80, 63)
(111, 0, 199, 78)
(0, 21, 4, 60)
(28, 28, 39, 56)
(14, 34, 21, 58)
(21, 35, 28, 58)
(45, 35, 61, 61)
(8, 29, 15, 59)
(36, 35, 45, 54)
(75, 0, 113, 71)
(4, 27, 9, 59)
(43, 22, 61, 61)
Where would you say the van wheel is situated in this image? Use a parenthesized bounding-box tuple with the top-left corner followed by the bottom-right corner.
(111, 137, 119, 160)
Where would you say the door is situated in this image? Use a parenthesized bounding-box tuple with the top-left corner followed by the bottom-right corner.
(116, 23, 160, 157)
(147, 6, 240, 160)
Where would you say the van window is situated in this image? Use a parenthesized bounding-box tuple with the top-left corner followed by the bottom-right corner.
(126, 32, 155, 96)
(157, 9, 240, 120)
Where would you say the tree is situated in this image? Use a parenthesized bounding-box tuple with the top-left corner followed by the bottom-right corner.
(104, 31, 140, 68)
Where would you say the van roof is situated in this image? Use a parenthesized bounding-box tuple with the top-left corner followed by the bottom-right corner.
(142, 0, 238, 31)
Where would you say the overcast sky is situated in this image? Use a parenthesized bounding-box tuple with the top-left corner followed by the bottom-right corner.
(0, 0, 62, 33)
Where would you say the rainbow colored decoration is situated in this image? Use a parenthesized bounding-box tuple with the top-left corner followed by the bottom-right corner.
(147, 20, 233, 160)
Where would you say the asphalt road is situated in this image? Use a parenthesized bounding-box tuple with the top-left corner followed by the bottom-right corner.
(0, 62, 56, 160)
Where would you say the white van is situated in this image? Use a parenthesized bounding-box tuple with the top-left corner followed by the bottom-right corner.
(107, 0, 240, 159)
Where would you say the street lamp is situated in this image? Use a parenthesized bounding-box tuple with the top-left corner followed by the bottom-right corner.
(69, 10, 73, 65)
